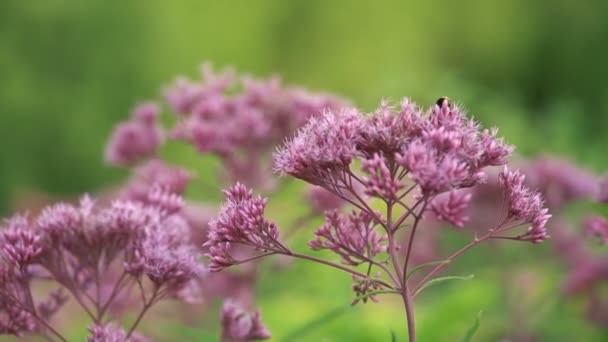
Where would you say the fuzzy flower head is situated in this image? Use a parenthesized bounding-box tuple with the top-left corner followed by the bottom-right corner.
(499, 167, 551, 243)
(274, 98, 513, 197)
(205, 183, 285, 271)
(273, 108, 363, 185)
(220, 301, 271, 341)
(105, 103, 164, 166)
(126, 240, 205, 289)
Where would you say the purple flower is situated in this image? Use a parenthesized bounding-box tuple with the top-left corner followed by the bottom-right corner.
(499, 168, 543, 221)
(357, 99, 423, 156)
(309, 210, 387, 266)
(105, 103, 164, 166)
(220, 300, 271, 341)
(121, 159, 191, 204)
(584, 216, 608, 244)
(499, 167, 551, 243)
(128, 244, 204, 289)
(273, 109, 364, 185)
(361, 153, 404, 201)
(430, 190, 472, 227)
(87, 323, 128, 342)
(87, 323, 150, 342)
(0, 301, 36, 336)
(146, 186, 184, 217)
(0, 215, 44, 267)
(205, 183, 285, 271)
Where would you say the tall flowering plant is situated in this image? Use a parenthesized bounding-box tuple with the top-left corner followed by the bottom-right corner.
(205, 98, 551, 341)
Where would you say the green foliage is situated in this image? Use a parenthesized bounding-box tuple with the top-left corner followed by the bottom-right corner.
(460, 311, 483, 342)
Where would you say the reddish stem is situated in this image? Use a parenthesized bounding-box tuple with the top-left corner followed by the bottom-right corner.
(413, 232, 492, 294)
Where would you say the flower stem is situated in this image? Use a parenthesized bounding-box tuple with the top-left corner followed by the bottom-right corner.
(31, 313, 68, 342)
(126, 288, 158, 338)
(413, 232, 492, 294)
(387, 200, 416, 342)
(402, 291, 416, 342)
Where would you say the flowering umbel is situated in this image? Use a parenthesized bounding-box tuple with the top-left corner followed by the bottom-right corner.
(207, 97, 550, 342)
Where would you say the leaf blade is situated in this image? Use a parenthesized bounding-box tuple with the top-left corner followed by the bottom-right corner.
(460, 310, 483, 342)
(414, 274, 474, 297)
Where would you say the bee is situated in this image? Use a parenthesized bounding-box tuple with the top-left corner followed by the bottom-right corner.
(436, 96, 452, 109)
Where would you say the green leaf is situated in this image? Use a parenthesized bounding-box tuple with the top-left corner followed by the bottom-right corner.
(390, 330, 397, 342)
(414, 274, 474, 296)
(406, 260, 451, 280)
(460, 311, 483, 342)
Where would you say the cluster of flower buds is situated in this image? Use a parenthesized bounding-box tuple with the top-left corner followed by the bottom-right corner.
(497, 168, 551, 243)
(0, 191, 204, 340)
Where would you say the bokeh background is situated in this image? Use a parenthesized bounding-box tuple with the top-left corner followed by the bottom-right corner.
(1, 1, 607, 341)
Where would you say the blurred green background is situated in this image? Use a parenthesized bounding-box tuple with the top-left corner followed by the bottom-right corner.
(1, 1, 607, 341)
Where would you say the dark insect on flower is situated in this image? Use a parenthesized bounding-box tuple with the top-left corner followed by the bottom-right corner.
(435, 96, 452, 108)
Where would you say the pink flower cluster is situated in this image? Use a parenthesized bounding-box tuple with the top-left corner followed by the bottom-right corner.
(0, 192, 203, 340)
(220, 300, 271, 342)
(205, 183, 286, 272)
(498, 168, 551, 243)
(274, 99, 511, 197)
(106, 64, 346, 189)
(105, 103, 164, 166)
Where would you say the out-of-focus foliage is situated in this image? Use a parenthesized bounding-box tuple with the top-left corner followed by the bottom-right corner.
(1, 1, 607, 341)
